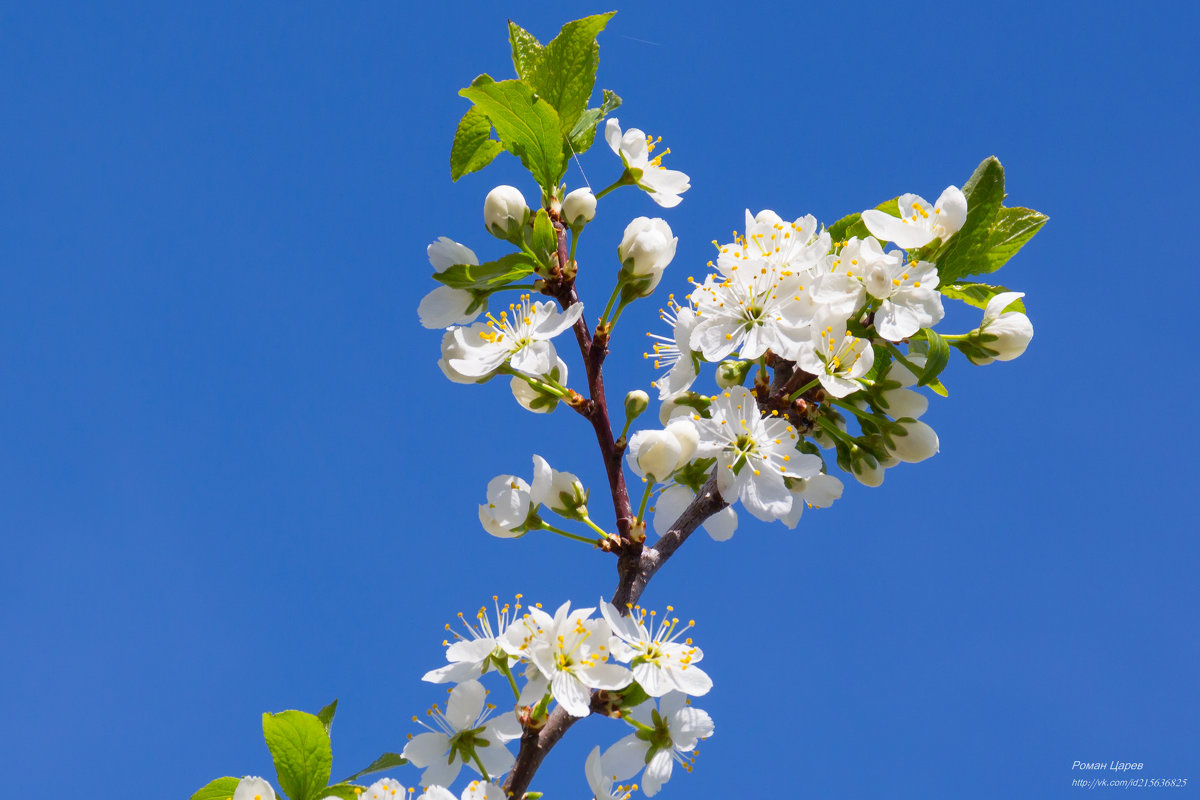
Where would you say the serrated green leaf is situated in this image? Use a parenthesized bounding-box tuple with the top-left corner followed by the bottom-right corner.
(568, 88, 622, 154)
(450, 106, 503, 181)
(316, 699, 337, 732)
(529, 13, 615, 138)
(936, 157, 1006, 283)
(978, 206, 1047, 272)
(939, 282, 1026, 313)
(263, 710, 333, 800)
(827, 198, 898, 242)
(319, 784, 363, 800)
(190, 777, 241, 800)
(434, 253, 536, 292)
(460, 76, 563, 192)
(343, 753, 408, 783)
(918, 328, 950, 387)
(508, 21, 544, 80)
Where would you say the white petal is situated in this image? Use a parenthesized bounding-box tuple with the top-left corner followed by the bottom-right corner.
(445, 680, 486, 730)
(602, 733, 650, 781)
(861, 209, 934, 249)
(233, 777, 276, 800)
(702, 505, 737, 541)
(642, 748, 674, 796)
(428, 237, 478, 271)
(403, 732, 450, 768)
(551, 671, 592, 717)
(419, 286, 478, 329)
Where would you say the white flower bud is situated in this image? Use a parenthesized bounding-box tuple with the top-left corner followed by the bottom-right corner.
(438, 329, 483, 384)
(627, 429, 682, 481)
(624, 389, 649, 421)
(880, 386, 929, 420)
(562, 187, 596, 227)
(888, 419, 940, 463)
(617, 217, 677, 295)
(665, 418, 698, 465)
(968, 292, 1033, 365)
(850, 453, 885, 487)
(715, 359, 752, 388)
(484, 185, 529, 239)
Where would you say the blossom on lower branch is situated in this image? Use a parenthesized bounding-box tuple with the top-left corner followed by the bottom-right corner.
(401, 679, 520, 788)
(602, 692, 714, 797)
(447, 295, 582, 379)
(601, 601, 712, 697)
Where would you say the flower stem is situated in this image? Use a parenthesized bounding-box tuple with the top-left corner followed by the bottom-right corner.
(831, 398, 879, 422)
(635, 481, 654, 523)
(539, 522, 599, 545)
(496, 659, 521, 701)
(513, 373, 570, 400)
(594, 171, 634, 200)
(569, 228, 581, 262)
(599, 282, 622, 325)
(815, 415, 858, 447)
(581, 515, 613, 539)
(470, 751, 492, 783)
(787, 378, 821, 402)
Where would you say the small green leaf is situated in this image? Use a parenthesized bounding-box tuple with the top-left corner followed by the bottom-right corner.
(531, 208, 558, 261)
(319, 784, 363, 800)
(434, 253, 536, 292)
(450, 107, 503, 181)
(316, 699, 338, 732)
(508, 21, 544, 80)
(343, 753, 408, 783)
(460, 76, 564, 192)
(939, 282, 1026, 313)
(568, 88, 622, 154)
(263, 710, 333, 800)
(918, 328, 950, 387)
(190, 777, 241, 800)
(529, 13, 616, 138)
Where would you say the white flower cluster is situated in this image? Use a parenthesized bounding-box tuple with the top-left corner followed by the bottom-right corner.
(407, 595, 714, 797)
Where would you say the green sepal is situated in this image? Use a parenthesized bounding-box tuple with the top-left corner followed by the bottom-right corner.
(673, 457, 717, 493)
(939, 282, 1026, 313)
(459, 75, 564, 193)
(190, 777, 241, 800)
(450, 106, 504, 181)
(262, 710, 333, 800)
(433, 253, 536, 292)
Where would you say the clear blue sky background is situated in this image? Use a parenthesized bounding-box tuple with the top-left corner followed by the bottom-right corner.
(2, 2, 1197, 798)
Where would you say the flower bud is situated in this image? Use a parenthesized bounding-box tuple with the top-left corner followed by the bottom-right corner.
(439, 329, 484, 385)
(627, 429, 682, 481)
(879, 386, 928, 420)
(716, 359, 752, 388)
(968, 292, 1033, 365)
(665, 418, 699, 465)
(624, 389, 649, 421)
(888, 419, 940, 463)
(849, 450, 885, 487)
(562, 187, 596, 227)
(617, 217, 677, 297)
(484, 185, 529, 239)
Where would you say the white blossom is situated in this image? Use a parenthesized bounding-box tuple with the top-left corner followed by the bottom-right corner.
(693, 386, 822, 521)
(562, 187, 597, 226)
(618, 217, 677, 297)
(423, 594, 528, 684)
(968, 291, 1033, 364)
(483, 185, 529, 238)
(602, 693, 714, 797)
(797, 316, 875, 398)
(645, 295, 699, 400)
(716, 209, 831, 274)
(863, 257, 944, 342)
(448, 294, 582, 379)
(402, 680, 521, 788)
(605, 119, 690, 208)
(586, 746, 636, 800)
(780, 473, 844, 528)
(420, 237, 482, 330)
(509, 357, 568, 414)
(862, 186, 968, 249)
(233, 777, 276, 800)
(362, 778, 407, 800)
(601, 601, 712, 697)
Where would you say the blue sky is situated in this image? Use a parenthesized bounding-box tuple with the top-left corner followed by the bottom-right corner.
(1, 2, 1196, 798)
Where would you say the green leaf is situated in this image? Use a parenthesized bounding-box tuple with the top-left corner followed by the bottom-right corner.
(316, 699, 337, 732)
(319, 784, 363, 800)
(434, 252, 536, 292)
(529, 13, 616, 139)
(262, 710, 333, 800)
(343, 753, 408, 783)
(939, 282, 1026, 313)
(567, 88, 621, 154)
(190, 777, 241, 800)
(935, 157, 1007, 283)
(508, 21, 544, 80)
(978, 206, 1047, 272)
(918, 328, 950, 387)
(460, 76, 564, 192)
(827, 198, 898, 242)
(531, 208, 558, 262)
(450, 107, 503, 181)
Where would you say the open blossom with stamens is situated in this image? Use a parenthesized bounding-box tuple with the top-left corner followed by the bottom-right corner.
(600, 601, 712, 697)
(687, 261, 809, 362)
(797, 316, 876, 398)
(692, 386, 822, 521)
(418, 782, 504, 800)
(233, 777, 276, 800)
(602, 693, 714, 797)
(402, 679, 521, 788)
(448, 294, 583, 378)
(605, 118, 690, 208)
(586, 746, 637, 800)
(862, 186, 968, 249)
(862, 256, 944, 342)
(509, 601, 632, 717)
(362, 778, 407, 800)
(423, 594, 528, 684)
(716, 210, 831, 275)
(645, 295, 699, 400)
(419, 237, 482, 330)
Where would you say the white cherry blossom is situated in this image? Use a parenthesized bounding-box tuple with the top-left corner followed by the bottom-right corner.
(716, 209, 831, 274)
(420, 237, 482, 330)
(233, 777, 276, 800)
(448, 294, 582, 378)
(862, 257, 944, 342)
(780, 473, 845, 528)
(605, 119, 690, 208)
(797, 316, 875, 398)
(645, 295, 699, 400)
(601, 601, 711, 697)
(861, 186, 968, 249)
(423, 594, 528, 684)
(967, 291, 1033, 364)
(362, 778, 407, 800)
(602, 693, 714, 797)
(586, 745, 636, 800)
(692, 386, 822, 521)
(402, 679, 521, 788)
